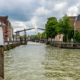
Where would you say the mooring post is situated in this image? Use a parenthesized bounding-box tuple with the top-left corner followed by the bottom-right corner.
(0, 27, 4, 78)
(0, 47, 4, 79)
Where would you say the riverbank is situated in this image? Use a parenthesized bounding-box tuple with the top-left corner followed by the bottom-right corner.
(49, 41, 80, 49)
(34, 40, 80, 49)
(4, 41, 27, 51)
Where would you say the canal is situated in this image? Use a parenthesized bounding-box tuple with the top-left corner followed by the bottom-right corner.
(4, 42, 80, 80)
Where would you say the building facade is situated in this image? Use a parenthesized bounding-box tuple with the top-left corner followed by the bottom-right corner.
(74, 14, 80, 33)
(55, 14, 80, 42)
(0, 21, 6, 41)
(68, 14, 80, 33)
(0, 16, 13, 41)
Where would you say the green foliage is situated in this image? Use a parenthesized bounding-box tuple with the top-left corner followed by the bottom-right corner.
(58, 14, 72, 35)
(41, 32, 47, 39)
(73, 30, 80, 43)
(58, 14, 73, 42)
(19, 36, 23, 39)
(73, 39, 78, 43)
(24, 36, 28, 39)
(68, 30, 74, 39)
(45, 17, 58, 38)
(32, 35, 37, 39)
(63, 34, 67, 42)
(37, 33, 41, 39)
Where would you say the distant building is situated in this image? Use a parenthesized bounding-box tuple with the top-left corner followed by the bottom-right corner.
(0, 16, 13, 41)
(30, 35, 35, 39)
(55, 34, 64, 41)
(14, 32, 20, 41)
(28, 35, 31, 40)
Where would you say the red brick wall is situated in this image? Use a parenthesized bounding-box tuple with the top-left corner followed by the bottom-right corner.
(68, 16, 77, 29)
(0, 16, 8, 24)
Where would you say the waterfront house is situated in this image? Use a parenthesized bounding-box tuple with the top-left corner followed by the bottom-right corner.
(55, 14, 80, 42)
(0, 16, 13, 41)
(0, 20, 6, 41)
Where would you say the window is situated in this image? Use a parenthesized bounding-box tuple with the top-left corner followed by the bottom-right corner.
(2, 21, 4, 23)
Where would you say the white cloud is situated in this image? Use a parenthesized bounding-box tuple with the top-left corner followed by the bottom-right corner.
(1, 0, 80, 36)
(67, 4, 79, 16)
(54, 2, 67, 11)
(34, 7, 50, 15)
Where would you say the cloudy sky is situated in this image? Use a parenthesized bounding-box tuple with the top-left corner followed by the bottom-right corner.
(0, 0, 80, 35)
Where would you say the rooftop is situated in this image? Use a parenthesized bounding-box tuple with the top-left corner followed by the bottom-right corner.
(76, 14, 80, 21)
(68, 16, 77, 18)
(0, 16, 8, 24)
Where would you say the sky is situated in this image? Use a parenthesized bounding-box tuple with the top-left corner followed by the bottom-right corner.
(0, 0, 80, 35)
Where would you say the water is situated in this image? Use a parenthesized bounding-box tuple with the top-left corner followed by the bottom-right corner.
(4, 42, 80, 80)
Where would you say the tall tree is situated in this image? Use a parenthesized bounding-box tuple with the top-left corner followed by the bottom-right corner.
(45, 17, 58, 41)
(58, 14, 72, 42)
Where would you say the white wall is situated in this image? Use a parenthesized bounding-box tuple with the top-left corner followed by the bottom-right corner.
(0, 27, 4, 45)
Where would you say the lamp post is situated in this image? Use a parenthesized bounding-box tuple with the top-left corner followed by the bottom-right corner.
(0, 27, 4, 78)
(71, 32, 73, 48)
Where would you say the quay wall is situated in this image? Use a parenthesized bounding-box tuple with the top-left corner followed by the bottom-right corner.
(49, 41, 80, 49)
(4, 41, 21, 51)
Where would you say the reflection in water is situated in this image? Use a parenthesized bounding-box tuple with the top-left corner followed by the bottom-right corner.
(4, 42, 80, 80)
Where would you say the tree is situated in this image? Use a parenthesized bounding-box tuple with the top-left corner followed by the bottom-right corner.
(19, 36, 23, 39)
(41, 32, 47, 39)
(58, 14, 72, 42)
(37, 33, 41, 39)
(68, 30, 74, 39)
(24, 36, 28, 39)
(45, 17, 58, 41)
(73, 30, 80, 43)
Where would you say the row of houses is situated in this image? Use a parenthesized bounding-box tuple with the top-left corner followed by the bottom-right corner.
(55, 14, 80, 41)
(0, 16, 13, 41)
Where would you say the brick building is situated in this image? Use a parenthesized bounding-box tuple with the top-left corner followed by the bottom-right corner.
(68, 14, 80, 33)
(14, 32, 20, 41)
(7, 22, 13, 41)
(0, 21, 6, 41)
(74, 14, 80, 33)
(0, 16, 13, 41)
(55, 14, 80, 42)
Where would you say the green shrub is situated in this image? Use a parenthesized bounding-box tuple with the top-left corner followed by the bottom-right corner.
(73, 39, 78, 43)
(73, 30, 80, 43)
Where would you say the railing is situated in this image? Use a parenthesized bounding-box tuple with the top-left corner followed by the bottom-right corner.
(4, 41, 21, 45)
